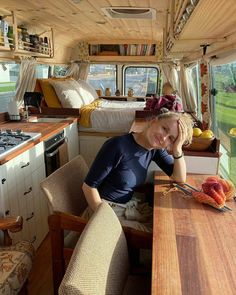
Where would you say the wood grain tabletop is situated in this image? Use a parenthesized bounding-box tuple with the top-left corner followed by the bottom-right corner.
(152, 172, 236, 295)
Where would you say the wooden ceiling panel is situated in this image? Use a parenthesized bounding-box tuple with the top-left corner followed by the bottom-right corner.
(0, 0, 168, 47)
(170, 0, 236, 60)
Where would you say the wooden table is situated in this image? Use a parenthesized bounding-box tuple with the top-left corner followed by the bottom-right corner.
(152, 172, 236, 295)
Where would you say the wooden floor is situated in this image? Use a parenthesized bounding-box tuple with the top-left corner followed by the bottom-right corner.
(28, 234, 54, 295)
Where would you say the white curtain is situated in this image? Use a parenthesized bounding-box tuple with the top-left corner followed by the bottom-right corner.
(161, 63, 179, 94)
(161, 62, 197, 112)
(78, 61, 90, 80)
(66, 61, 90, 81)
(14, 58, 37, 106)
(66, 63, 80, 80)
(178, 63, 198, 112)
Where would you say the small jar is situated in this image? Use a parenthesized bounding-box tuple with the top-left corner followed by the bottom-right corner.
(105, 87, 111, 96)
(128, 88, 134, 97)
(21, 27, 30, 50)
(115, 89, 121, 96)
(17, 28, 24, 50)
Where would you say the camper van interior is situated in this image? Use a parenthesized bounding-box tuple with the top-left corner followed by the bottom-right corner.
(0, 0, 236, 294)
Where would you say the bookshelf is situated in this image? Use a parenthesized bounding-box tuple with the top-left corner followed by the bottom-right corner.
(88, 41, 163, 62)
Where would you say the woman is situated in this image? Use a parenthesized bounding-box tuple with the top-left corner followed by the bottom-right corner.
(82, 112, 193, 232)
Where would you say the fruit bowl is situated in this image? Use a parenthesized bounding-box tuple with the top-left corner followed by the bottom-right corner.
(184, 136, 215, 151)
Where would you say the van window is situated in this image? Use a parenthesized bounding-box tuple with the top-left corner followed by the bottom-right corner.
(123, 66, 159, 97)
(87, 64, 117, 95)
(53, 65, 69, 77)
(36, 64, 50, 78)
(211, 61, 236, 185)
(0, 62, 20, 112)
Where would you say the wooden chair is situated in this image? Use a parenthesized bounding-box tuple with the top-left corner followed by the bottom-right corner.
(59, 202, 151, 295)
(40, 155, 89, 294)
(0, 216, 35, 294)
(40, 154, 152, 294)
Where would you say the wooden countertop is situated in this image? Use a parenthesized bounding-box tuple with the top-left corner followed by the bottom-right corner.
(130, 118, 220, 157)
(152, 172, 236, 295)
(0, 118, 78, 164)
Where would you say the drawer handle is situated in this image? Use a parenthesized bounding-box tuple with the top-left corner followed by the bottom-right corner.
(21, 162, 30, 168)
(2, 178, 6, 184)
(5, 210, 10, 216)
(24, 187, 32, 195)
(26, 212, 34, 221)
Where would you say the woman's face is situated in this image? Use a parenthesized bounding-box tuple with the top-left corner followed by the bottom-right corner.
(145, 117, 179, 149)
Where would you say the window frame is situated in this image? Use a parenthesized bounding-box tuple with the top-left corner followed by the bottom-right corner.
(122, 65, 159, 97)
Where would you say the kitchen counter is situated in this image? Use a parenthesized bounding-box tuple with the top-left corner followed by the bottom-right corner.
(0, 117, 78, 164)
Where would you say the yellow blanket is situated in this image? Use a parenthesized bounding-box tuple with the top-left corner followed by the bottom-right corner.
(80, 99, 102, 127)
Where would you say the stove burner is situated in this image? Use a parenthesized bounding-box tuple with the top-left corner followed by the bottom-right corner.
(0, 130, 41, 160)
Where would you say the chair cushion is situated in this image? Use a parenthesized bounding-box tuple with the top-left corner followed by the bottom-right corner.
(0, 240, 35, 294)
(59, 202, 130, 295)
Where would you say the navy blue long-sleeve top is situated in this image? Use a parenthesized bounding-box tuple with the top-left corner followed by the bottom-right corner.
(84, 133, 174, 204)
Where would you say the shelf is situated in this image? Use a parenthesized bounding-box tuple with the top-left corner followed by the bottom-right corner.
(88, 42, 163, 62)
(89, 55, 159, 62)
(0, 11, 54, 58)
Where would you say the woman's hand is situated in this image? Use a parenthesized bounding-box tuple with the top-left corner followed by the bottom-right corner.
(172, 119, 188, 156)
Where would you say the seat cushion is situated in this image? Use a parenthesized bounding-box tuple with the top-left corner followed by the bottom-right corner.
(0, 241, 35, 294)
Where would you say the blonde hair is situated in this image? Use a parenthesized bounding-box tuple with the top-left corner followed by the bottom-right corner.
(157, 112, 194, 146)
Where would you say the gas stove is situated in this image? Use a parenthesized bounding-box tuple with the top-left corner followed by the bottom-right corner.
(0, 129, 41, 160)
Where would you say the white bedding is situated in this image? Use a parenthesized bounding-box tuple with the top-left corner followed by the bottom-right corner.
(79, 99, 145, 133)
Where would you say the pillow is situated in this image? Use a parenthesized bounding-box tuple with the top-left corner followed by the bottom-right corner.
(39, 77, 72, 108)
(39, 79, 62, 108)
(76, 79, 98, 105)
(50, 80, 84, 108)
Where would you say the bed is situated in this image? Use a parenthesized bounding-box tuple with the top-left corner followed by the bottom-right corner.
(34, 77, 146, 133)
(79, 99, 145, 132)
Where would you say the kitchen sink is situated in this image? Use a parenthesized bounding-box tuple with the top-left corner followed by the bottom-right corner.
(29, 117, 69, 123)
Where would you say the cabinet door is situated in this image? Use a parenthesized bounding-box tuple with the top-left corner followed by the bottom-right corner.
(64, 122, 79, 161)
(29, 141, 45, 172)
(32, 164, 48, 248)
(0, 143, 46, 247)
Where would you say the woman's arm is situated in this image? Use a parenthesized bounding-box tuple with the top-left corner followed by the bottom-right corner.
(82, 183, 102, 211)
(170, 119, 188, 183)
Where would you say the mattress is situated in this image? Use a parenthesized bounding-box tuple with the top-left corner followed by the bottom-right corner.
(79, 99, 146, 133)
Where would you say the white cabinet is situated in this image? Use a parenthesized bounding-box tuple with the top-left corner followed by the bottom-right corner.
(64, 121, 79, 161)
(78, 135, 109, 167)
(0, 142, 48, 249)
